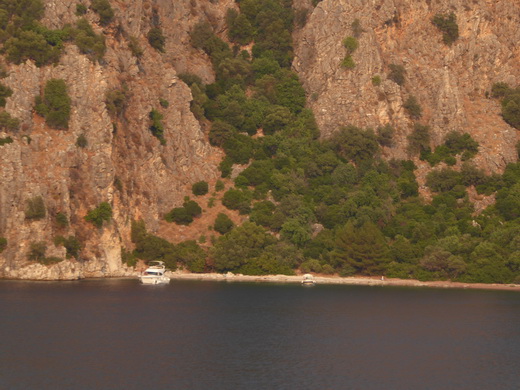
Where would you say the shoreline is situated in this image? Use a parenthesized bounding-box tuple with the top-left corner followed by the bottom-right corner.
(166, 271, 520, 292)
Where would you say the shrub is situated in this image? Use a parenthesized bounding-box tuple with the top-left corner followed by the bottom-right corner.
(25, 196, 46, 220)
(149, 109, 165, 144)
(165, 199, 202, 225)
(121, 247, 137, 267)
(0, 83, 13, 107)
(36, 79, 71, 129)
(159, 98, 169, 108)
(0, 237, 7, 253)
(426, 168, 462, 192)
(0, 136, 13, 146)
(343, 36, 359, 54)
(90, 0, 114, 26)
(432, 13, 459, 45)
(147, 27, 165, 52)
(377, 124, 394, 147)
(55, 212, 68, 228)
(0, 111, 20, 132)
(403, 95, 422, 119)
(215, 180, 225, 192)
(371, 75, 381, 86)
(85, 202, 112, 228)
(222, 188, 252, 214)
(73, 18, 106, 61)
(105, 86, 130, 117)
(351, 19, 363, 37)
(76, 134, 87, 148)
(54, 235, 81, 258)
(388, 64, 406, 86)
(407, 123, 430, 155)
(214, 213, 234, 234)
(28, 241, 47, 262)
(4, 30, 62, 67)
(128, 36, 143, 58)
(341, 55, 356, 69)
(76, 3, 87, 16)
(192, 181, 209, 196)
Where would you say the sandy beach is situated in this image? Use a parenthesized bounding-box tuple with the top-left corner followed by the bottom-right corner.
(166, 271, 520, 292)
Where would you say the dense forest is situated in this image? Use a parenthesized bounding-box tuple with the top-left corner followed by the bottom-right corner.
(1, 0, 520, 284)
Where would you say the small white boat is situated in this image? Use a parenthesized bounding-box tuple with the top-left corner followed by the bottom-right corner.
(139, 261, 170, 285)
(301, 273, 316, 286)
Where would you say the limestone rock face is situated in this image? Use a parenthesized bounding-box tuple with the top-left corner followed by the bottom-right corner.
(0, 0, 227, 279)
(294, 0, 520, 171)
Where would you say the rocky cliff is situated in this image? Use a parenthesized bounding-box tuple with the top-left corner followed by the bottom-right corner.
(294, 0, 520, 172)
(0, 0, 235, 279)
(1, 0, 519, 280)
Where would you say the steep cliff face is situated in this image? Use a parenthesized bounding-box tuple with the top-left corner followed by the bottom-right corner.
(294, 0, 520, 172)
(0, 0, 233, 279)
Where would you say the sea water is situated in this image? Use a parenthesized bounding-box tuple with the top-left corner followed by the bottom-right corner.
(0, 279, 519, 389)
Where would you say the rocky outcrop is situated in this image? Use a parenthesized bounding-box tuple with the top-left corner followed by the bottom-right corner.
(0, 0, 231, 280)
(294, 0, 520, 171)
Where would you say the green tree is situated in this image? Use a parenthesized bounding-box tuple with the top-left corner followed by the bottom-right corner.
(84, 202, 112, 228)
(36, 78, 71, 129)
(214, 213, 235, 234)
(333, 221, 390, 275)
(25, 196, 46, 220)
(147, 27, 165, 52)
(212, 221, 277, 272)
(432, 13, 459, 45)
(90, 0, 114, 26)
(192, 181, 209, 196)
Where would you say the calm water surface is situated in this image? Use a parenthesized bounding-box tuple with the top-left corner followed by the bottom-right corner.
(0, 279, 519, 389)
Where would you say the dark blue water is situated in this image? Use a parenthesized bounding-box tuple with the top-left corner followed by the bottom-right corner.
(0, 279, 519, 390)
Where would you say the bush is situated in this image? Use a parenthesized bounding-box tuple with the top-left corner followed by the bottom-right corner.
(388, 64, 406, 86)
(341, 55, 356, 69)
(0, 237, 7, 253)
(407, 123, 430, 155)
(371, 75, 381, 86)
(54, 235, 81, 258)
(343, 36, 359, 54)
(0, 136, 13, 146)
(192, 181, 209, 196)
(403, 96, 422, 119)
(0, 83, 13, 107)
(84, 202, 112, 228)
(90, 0, 114, 26)
(55, 212, 68, 228)
(76, 134, 87, 148)
(222, 188, 252, 214)
(432, 13, 459, 45)
(105, 86, 130, 117)
(76, 3, 87, 16)
(128, 36, 143, 58)
(215, 180, 225, 192)
(28, 241, 47, 262)
(4, 30, 62, 67)
(165, 199, 202, 225)
(0, 111, 20, 132)
(147, 27, 165, 52)
(149, 109, 165, 144)
(25, 196, 46, 220)
(35, 78, 71, 129)
(214, 213, 234, 234)
(73, 18, 106, 61)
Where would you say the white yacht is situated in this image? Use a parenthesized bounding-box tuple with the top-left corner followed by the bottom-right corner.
(301, 273, 316, 286)
(139, 261, 170, 285)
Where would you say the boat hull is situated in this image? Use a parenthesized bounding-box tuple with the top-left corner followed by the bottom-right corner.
(139, 275, 170, 285)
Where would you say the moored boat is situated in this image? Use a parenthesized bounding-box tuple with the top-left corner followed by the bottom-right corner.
(139, 261, 170, 285)
(301, 273, 316, 285)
